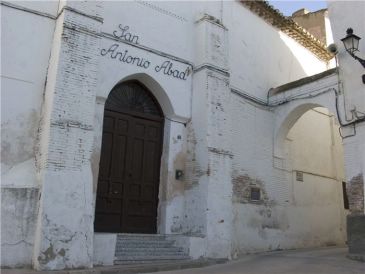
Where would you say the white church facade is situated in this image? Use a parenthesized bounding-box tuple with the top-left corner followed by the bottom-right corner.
(1, 0, 364, 270)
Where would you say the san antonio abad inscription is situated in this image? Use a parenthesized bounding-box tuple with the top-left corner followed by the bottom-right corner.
(101, 24, 189, 80)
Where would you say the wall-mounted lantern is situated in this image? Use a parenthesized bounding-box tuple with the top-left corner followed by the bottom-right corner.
(341, 28, 365, 84)
(341, 28, 361, 55)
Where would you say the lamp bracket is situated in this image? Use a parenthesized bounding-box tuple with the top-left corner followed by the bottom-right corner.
(350, 53, 365, 69)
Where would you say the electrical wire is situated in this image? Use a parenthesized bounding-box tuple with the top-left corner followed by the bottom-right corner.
(165, 116, 188, 127)
(232, 79, 365, 140)
(334, 55, 356, 122)
(232, 84, 336, 107)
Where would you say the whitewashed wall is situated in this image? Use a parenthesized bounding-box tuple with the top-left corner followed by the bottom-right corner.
(1, 2, 58, 186)
(328, 1, 365, 214)
(227, 1, 345, 255)
(231, 100, 346, 255)
(100, 1, 195, 62)
(1, 1, 58, 267)
(225, 1, 328, 98)
(1, 0, 351, 269)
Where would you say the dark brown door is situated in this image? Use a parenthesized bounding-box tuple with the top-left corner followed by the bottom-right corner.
(94, 81, 164, 233)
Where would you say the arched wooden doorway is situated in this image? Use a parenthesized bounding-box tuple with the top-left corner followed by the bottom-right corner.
(94, 81, 164, 233)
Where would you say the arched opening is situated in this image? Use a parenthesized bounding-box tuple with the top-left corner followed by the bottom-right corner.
(278, 106, 348, 246)
(274, 103, 322, 159)
(94, 80, 164, 233)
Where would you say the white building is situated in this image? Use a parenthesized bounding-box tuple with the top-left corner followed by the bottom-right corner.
(1, 0, 364, 270)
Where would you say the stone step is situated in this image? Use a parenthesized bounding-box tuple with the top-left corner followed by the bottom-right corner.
(116, 246, 184, 253)
(116, 240, 176, 247)
(115, 253, 188, 259)
(114, 254, 191, 263)
(116, 250, 186, 257)
(113, 258, 193, 266)
(117, 234, 168, 240)
(114, 234, 190, 265)
(116, 237, 173, 242)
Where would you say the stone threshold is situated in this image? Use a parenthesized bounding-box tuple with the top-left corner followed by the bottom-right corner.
(1, 258, 228, 274)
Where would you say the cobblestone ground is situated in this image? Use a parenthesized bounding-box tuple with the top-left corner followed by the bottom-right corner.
(147, 247, 364, 274)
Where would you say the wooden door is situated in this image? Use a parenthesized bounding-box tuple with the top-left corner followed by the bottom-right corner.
(94, 81, 164, 233)
(123, 116, 163, 233)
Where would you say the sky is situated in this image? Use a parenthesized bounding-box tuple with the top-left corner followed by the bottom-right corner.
(268, 1, 328, 16)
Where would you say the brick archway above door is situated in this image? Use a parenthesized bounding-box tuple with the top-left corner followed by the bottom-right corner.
(94, 81, 164, 233)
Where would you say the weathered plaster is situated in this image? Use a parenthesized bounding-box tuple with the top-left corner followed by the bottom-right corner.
(2, 0, 363, 269)
(1, 111, 39, 172)
(1, 188, 39, 267)
(232, 77, 347, 255)
(232, 173, 270, 205)
(93, 233, 117, 266)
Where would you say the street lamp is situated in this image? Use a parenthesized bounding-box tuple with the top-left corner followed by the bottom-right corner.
(341, 28, 361, 55)
(341, 28, 365, 68)
(341, 28, 365, 84)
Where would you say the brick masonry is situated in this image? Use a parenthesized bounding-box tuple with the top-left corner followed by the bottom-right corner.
(348, 174, 364, 215)
(33, 4, 103, 270)
(232, 173, 269, 205)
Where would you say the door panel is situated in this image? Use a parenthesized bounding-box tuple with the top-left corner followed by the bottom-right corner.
(123, 117, 162, 233)
(95, 111, 131, 232)
(95, 110, 163, 233)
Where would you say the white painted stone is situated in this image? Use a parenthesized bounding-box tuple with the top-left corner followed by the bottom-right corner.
(1, 188, 39, 268)
(187, 237, 207, 259)
(93, 233, 117, 266)
(1, 159, 38, 188)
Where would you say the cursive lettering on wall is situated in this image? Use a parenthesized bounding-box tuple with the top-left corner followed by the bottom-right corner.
(155, 60, 188, 80)
(113, 24, 139, 44)
(101, 24, 190, 81)
(101, 44, 150, 68)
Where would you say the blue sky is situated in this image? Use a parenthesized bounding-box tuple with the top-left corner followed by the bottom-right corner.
(268, 1, 328, 16)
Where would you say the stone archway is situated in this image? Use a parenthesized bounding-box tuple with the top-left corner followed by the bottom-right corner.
(274, 103, 323, 160)
(92, 72, 189, 236)
(274, 103, 347, 245)
(270, 69, 365, 258)
(94, 81, 164, 233)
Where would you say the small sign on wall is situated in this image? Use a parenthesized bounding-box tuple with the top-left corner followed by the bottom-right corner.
(250, 187, 261, 201)
(296, 171, 304, 182)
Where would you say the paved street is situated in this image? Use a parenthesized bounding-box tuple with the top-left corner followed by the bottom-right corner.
(146, 247, 364, 274)
(2, 247, 364, 274)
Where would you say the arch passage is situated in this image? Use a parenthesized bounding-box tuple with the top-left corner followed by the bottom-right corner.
(94, 81, 164, 233)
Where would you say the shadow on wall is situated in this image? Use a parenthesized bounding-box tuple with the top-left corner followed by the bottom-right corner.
(228, 2, 328, 98)
(231, 104, 347, 255)
(275, 103, 323, 159)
